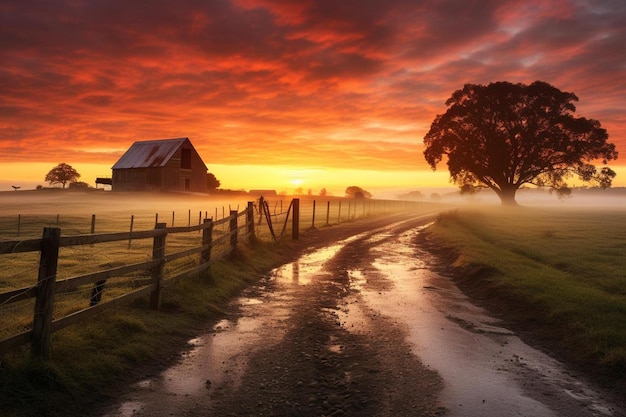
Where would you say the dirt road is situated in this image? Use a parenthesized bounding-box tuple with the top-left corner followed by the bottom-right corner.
(100, 213, 624, 417)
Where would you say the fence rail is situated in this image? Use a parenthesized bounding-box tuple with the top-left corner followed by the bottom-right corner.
(0, 197, 425, 359)
(0, 201, 260, 359)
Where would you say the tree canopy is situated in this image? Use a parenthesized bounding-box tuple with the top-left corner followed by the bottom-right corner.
(345, 186, 372, 199)
(207, 173, 221, 191)
(423, 81, 618, 205)
(45, 163, 80, 188)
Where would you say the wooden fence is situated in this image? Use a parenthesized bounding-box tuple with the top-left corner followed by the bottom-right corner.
(0, 197, 423, 359)
(0, 201, 268, 359)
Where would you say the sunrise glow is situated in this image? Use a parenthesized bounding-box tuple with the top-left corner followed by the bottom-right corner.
(0, 1, 624, 194)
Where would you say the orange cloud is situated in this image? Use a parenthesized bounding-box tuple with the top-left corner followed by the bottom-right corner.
(0, 0, 623, 190)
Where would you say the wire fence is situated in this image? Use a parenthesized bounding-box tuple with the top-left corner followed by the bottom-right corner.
(0, 197, 425, 358)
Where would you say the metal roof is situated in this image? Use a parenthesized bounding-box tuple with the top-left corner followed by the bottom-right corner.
(112, 138, 204, 169)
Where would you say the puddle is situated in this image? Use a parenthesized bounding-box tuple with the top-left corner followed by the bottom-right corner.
(341, 227, 619, 417)
(270, 241, 347, 286)
(101, 238, 349, 417)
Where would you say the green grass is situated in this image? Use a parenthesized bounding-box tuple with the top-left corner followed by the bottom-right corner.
(427, 206, 626, 378)
(0, 239, 294, 417)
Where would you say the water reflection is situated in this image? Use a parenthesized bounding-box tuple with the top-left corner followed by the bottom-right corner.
(102, 237, 349, 417)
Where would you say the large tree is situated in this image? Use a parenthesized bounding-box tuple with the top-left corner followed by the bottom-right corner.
(423, 81, 618, 205)
(45, 163, 80, 188)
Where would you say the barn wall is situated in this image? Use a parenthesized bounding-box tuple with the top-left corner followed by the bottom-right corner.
(113, 168, 164, 191)
(162, 145, 208, 192)
(113, 168, 146, 191)
(112, 140, 208, 192)
(190, 145, 208, 192)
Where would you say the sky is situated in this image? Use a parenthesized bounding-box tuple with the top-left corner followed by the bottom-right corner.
(0, 0, 625, 196)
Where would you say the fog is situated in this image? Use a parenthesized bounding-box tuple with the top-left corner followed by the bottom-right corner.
(0, 190, 255, 219)
(391, 186, 626, 209)
(1, 187, 624, 223)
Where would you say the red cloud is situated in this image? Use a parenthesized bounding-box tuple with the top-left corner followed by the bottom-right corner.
(0, 0, 623, 176)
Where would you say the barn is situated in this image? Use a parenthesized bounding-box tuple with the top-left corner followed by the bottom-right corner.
(112, 138, 208, 192)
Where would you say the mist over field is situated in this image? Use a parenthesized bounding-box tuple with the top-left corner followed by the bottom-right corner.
(1, 186, 625, 219)
(0, 191, 252, 217)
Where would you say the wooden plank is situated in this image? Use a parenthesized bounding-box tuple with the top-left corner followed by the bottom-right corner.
(50, 285, 154, 333)
(0, 238, 41, 254)
(0, 286, 37, 305)
(0, 260, 158, 304)
(0, 330, 32, 356)
(59, 229, 164, 247)
(166, 223, 204, 233)
(164, 245, 206, 263)
(57, 259, 159, 289)
(0, 222, 208, 253)
(213, 216, 231, 227)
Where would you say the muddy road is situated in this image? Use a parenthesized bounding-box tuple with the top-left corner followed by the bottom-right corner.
(100, 213, 624, 417)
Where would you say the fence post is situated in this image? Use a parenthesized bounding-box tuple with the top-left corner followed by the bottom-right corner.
(17, 214, 21, 237)
(325, 201, 330, 226)
(128, 215, 134, 249)
(257, 196, 265, 225)
(229, 210, 238, 255)
(91, 214, 96, 234)
(89, 280, 106, 306)
(338, 201, 342, 223)
(292, 198, 300, 240)
(31, 227, 61, 359)
(150, 223, 167, 310)
(201, 218, 213, 264)
(310, 200, 317, 229)
(247, 201, 256, 244)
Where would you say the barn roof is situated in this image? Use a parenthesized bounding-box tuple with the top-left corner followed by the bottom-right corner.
(112, 138, 206, 170)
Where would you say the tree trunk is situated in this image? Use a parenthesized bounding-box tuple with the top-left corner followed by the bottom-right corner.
(497, 187, 518, 206)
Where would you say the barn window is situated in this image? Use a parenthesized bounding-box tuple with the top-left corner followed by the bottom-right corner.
(181, 148, 192, 169)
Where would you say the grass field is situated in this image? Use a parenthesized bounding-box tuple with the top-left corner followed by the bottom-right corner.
(0, 190, 431, 344)
(0, 189, 437, 417)
(426, 205, 626, 379)
(2, 190, 624, 414)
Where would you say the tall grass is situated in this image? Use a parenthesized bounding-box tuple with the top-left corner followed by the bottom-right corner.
(428, 206, 626, 377)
